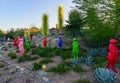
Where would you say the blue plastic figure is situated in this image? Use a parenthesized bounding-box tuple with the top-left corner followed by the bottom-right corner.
(58, 36, 62, 48)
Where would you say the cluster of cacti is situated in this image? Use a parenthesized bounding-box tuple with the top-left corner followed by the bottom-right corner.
(58, 5, 64, 29)
(42, 13, 49, 36)
(93, 68, 115, 83)
(88, 47, 107, 57)
(85, 56, 94, 65)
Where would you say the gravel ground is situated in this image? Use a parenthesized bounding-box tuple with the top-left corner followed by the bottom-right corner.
(0, 49, 120, 83)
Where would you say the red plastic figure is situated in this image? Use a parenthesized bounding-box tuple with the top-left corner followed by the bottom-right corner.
(107, 38, 119, 73)
(43, 37, 47, 48)
(13, 37, 17, 47)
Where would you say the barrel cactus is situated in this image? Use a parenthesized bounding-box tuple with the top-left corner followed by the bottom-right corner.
(93, 68, 115, 83)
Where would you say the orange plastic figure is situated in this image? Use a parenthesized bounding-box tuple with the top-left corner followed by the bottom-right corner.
(107, 38, 118, 73)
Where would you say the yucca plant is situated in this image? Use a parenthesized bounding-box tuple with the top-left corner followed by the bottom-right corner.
(42, 13, 49, 36)
(58, 5, 64, 29)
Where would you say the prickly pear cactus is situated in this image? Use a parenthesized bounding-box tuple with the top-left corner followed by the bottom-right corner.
(94, 68, 115, 83)
(85, 56, 94, 65)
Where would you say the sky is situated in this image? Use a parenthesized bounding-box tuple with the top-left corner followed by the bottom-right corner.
(0, 0, 74, 31)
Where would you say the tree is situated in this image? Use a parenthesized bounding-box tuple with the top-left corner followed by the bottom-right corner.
(42, 13, 49, 36)
(0, 29, 4, 37)
(65, 9, 86, 37)
(58, 5, 64, 29)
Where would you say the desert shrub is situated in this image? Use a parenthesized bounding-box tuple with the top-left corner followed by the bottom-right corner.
(17, 54, 38, 62)
(32, 62, 42, 70)
(93, 56, 107, 69)
(46, 61, 72, 74)
(8, 52, 17, 59)
(39, 58, 53, 64)
(72, 65, 86, 72)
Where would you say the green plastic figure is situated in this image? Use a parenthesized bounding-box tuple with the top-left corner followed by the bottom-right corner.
(25, 37, 30, 50)
(73, 38, 79, 63)
(25, 30, 30, 50)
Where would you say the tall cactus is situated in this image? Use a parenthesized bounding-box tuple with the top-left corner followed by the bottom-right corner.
(58, 5, 64, 29)
(42, 13, 49, 36)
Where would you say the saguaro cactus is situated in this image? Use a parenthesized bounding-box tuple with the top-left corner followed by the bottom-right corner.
(58, 5, 64, 29)
(42, 13, 49, 36)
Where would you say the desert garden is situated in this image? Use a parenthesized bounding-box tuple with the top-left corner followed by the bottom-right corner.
(0, 0, 120, 83)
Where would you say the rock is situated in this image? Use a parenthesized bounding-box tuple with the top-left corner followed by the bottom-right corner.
(9, 68, 17, 74)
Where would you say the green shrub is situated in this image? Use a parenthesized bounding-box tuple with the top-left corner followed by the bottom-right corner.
(93, 56, 107, 69)
(72, 65, 86, 72)
(39, 58, 53, 64)
(8, 52, 17, 59)
(17, 56, 26, 62)
(59, 51, 72, 60)
(17, 54, 38, 62)
(32, 62, 42, 70)
(46, 61, 72, 74)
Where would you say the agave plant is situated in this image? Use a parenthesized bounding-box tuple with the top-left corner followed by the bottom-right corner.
(98, 47, 108, 56)
(78, 56, 86, 63)
(87, 48, 98, 57)
(85, 56, 94, 65)
(94, 68, 115, 83)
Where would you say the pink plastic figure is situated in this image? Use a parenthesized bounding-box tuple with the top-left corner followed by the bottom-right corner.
(107, 38, 118, 73)
(18, 37, 24, 55)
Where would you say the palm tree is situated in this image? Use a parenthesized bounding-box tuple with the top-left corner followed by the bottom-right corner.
(65, 9, 86, 37)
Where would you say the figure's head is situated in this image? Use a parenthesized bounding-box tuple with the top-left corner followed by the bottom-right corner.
(59, 36, 62, 39)
(44, 36, 46, 39)
(73, 38, 78, 41)
(110, 38, 117, 44)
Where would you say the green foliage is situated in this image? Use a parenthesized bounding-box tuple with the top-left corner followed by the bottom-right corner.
(17, 54, 38, 62)
(40, 58, 53, 64)
(8, 52, 17, 59)
(65, 9, 86, 37)
(72, 65, 86, 72)
(42, 13, 49, 36)
(36, 47, 54, 58)
(46, 61, 72, 74)
(58, 5, 64, 29)
(0, 29, 4, 37)
(85, 8, 116, 47)
(93, 56, 107, 69)
(32, 58, 53, 70)
(32, 62, 42, 70)
(73, 79, 91, 83)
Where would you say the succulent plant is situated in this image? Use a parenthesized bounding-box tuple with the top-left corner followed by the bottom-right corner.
(78, 56, 86, 63)
(93, 68, 115, 83)
(98, 47, 108, 56)
(87, 48, 98, 57)
(85, 56, 94, 65)
(72, 59, 79, 64)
